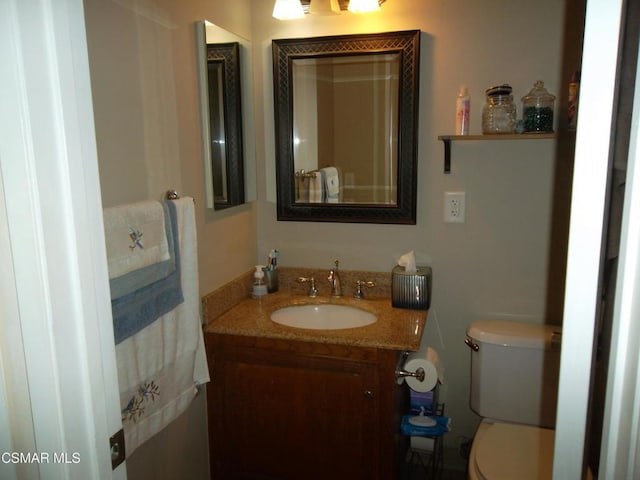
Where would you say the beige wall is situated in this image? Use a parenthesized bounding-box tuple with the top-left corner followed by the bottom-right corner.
(85, 0, 581, 474)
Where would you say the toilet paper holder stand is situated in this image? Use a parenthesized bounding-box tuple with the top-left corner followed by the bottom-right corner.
(395, 351, 426, 382)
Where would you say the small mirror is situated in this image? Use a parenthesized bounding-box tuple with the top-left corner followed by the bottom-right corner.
(196, 22, 245, 210)
(273, 30, 420, 224)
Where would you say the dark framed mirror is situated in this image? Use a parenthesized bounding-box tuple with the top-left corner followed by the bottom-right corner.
(272, 30, 420, 224)
(205, 42, 244, 209)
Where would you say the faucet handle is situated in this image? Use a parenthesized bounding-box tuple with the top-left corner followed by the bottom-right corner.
(353, 280, 375, 299)
(297, 276, 319, 297)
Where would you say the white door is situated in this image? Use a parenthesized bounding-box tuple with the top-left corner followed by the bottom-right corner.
(0, 0, 125, 478)
(554, 0, 640, 477)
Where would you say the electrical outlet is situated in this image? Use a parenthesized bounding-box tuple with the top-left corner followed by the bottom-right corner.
(444, 191, 466, 223)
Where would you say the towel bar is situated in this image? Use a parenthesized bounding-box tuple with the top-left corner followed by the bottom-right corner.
(295, 169, 319, 178)
(166, 190, 195, 204)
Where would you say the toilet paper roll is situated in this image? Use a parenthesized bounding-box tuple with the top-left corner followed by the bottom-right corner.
(403, 347, 444, 393)
(410, 435, 435, 452)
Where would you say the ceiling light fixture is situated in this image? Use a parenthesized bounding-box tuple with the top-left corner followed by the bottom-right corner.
(309, 0, 341, 15)
(347, 0, 381, 13)
(272, 0, 305, 20)
(274, 0, 386, 20)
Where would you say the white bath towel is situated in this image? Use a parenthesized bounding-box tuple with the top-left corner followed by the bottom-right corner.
(115, 197, 210, 456)
(104, 200, 170, 279)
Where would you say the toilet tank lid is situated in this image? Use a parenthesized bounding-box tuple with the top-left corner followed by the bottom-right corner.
(467, 320, 561, 349)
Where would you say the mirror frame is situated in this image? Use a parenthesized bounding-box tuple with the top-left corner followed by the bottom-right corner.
(272, 30, 420, 224)
(205, 42, 245, 210)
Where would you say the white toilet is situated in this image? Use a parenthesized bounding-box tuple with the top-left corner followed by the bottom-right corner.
(465, 320, 562, 480)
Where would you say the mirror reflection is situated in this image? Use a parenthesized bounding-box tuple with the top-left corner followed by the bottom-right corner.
(292, 54, 400, 205)
(273, 30, 420, 224)
(207, 55, 229, 202)
(205, 41, 243, 209)
(196, 22, 249, 210)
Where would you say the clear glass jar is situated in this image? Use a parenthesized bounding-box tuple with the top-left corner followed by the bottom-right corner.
(521, 80, 555, 133)
(482, 85, 517, 134)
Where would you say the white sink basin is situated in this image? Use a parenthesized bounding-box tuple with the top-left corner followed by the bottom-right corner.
(271, 304, 377, 330)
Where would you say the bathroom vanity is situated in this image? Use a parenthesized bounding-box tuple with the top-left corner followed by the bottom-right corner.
(204, 292, 426, 479)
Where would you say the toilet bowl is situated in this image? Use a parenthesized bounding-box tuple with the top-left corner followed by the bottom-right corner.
(468, 420, 554, 480)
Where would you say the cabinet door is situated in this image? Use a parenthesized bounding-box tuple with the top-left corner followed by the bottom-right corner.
(210, 345, 379, 479)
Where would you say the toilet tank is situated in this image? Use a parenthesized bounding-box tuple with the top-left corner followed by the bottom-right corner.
(466, 320, 562, 428)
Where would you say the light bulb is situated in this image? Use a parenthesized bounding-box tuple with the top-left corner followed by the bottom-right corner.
(348, 0, 380, 13)
(273, 0, 305, 20)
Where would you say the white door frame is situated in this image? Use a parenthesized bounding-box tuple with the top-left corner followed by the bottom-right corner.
(554, 0, 640, 477)
(598, 33, 640, 480)
(0, 0, 124, 478)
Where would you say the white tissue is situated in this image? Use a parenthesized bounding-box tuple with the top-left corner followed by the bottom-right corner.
(397, 250, 417, 272)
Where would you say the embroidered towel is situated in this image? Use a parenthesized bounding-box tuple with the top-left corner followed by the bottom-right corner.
(108, 201, 177, 300)
(110, 201, 183, 344)
(115, 197, 210, 455)
(104, 200, 170, 279)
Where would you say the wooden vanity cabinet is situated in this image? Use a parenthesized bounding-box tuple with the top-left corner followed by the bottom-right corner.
(205, 333, 407, 480)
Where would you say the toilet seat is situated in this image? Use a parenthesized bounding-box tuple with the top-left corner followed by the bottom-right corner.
(471, 421, 555, 480)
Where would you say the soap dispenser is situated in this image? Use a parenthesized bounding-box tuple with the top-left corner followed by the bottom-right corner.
(252, 265, 268, 298)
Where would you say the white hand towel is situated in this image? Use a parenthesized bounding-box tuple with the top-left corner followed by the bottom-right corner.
(104, 200, 170, 279)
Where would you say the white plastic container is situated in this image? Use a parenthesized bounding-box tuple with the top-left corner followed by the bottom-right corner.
(252, 265, 268, 298)
(456, 86, 470, 135)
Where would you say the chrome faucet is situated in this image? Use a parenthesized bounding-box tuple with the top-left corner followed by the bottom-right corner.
(327, 260, 343, 297)
(353, 280, 376, 299)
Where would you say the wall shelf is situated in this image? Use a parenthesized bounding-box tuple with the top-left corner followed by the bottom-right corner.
(438, 133, 559, 174)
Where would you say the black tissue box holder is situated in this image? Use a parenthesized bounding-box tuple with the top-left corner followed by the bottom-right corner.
(391, 265, 431, 310)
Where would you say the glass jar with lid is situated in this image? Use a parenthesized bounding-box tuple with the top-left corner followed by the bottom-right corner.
(482, 84, 517, 134)
(521, 80, 555, 133)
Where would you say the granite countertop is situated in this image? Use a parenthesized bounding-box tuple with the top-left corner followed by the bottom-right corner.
(205, 291, 427, 351)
